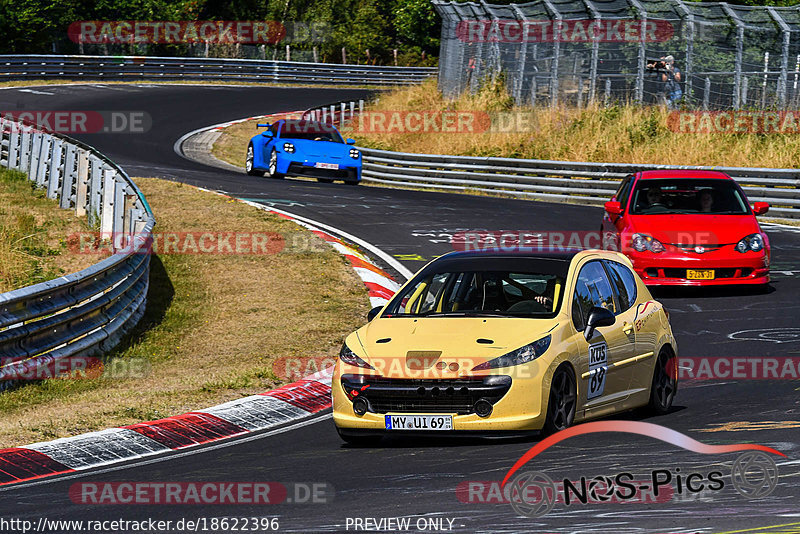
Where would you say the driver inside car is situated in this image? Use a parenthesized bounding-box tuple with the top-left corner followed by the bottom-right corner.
(646, 186, 663, 207)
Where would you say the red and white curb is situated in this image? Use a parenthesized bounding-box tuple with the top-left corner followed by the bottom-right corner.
(0, 188, 402, 487)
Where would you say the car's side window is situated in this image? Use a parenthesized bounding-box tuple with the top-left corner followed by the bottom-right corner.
(270, 123, 280, 138)
(616, 176, 634, 211)
(571, 261, 618, 331)
(603, 260, 638, 312)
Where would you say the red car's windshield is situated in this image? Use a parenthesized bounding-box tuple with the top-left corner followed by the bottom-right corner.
(629, 179, 750, 215)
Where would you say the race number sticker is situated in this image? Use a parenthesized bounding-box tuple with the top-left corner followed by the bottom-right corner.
(587, 342, 608, 400)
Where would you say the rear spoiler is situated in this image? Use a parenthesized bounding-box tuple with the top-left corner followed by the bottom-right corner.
(256, 123, 270, 128)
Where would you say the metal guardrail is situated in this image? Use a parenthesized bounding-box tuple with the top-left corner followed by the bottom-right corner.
(0, 55, 436, 86)
(0, 117, 154, 388)
(303, 99, 800, 219)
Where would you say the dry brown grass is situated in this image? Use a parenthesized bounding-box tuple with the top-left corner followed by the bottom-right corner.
(0, 178, 369, 446)
(348, 78, 800, 168)
(0, 168, 96, 292)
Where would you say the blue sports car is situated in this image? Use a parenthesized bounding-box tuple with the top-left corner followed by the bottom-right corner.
(246, 119, 361, 184)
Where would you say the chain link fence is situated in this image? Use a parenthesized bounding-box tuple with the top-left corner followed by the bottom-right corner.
(433, 0, 800, 109)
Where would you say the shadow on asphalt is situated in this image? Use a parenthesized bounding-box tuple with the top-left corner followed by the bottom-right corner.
(650, 284, 773, 300)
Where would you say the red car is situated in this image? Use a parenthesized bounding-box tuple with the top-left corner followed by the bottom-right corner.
(601, 170, 770, 286)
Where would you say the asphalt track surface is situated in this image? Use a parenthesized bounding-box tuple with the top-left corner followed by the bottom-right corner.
(1, 84, 799, 534)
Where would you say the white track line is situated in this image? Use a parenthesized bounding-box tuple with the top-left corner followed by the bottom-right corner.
(241, 201, 413, 281)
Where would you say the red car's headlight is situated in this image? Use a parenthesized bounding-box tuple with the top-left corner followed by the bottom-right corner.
(735, 233, 764, 253)
(631, 233, 665, 253)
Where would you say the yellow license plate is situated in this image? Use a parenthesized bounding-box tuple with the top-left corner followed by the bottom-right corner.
(687, 269, 715, 280)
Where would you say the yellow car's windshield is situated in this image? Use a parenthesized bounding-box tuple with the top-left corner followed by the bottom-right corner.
(384, 259, 568, 318)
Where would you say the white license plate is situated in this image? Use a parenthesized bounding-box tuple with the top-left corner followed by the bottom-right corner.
(385, 414, 453, 431)
(314, 162, 339, 169)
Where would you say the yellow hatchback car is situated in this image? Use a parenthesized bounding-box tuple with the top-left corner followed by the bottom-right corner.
(333, 249, 678, 444)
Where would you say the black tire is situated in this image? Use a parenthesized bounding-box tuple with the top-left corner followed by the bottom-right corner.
(267, 148, 284, 179)
(647, 348, 677, 415)
(245, 144, 262, 176)
(317, 178, 334, 184)
(542, 364, 577, 435)
(344, 180, 359, 186)
(336, 427, 382, 447)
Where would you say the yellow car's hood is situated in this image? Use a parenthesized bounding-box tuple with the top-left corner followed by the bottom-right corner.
(353, 317, 558, 379)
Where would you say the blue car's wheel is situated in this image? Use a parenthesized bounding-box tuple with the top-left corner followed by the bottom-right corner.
(317, 178, 334, 183)
(267, 148, 284, 179)
(245, 144, 262, 177)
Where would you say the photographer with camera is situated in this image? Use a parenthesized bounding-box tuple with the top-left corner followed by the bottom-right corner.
(647, 55, 682, 108)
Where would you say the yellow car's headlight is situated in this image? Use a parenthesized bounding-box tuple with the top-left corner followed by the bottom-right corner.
(339, 341, 374, 370)
(471, 335, 551, 371)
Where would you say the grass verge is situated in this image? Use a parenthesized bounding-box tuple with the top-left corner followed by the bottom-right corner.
(0, 178, 369, 447)
(347, 78, 800, 169)
(0, 167, 95, 292)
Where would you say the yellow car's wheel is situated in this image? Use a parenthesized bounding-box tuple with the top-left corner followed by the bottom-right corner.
(543, 364, 577, 435)
(647, 348, 677, 415)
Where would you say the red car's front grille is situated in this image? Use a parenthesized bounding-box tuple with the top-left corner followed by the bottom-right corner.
(669, 243, 729, 253)
(646, 268, 753, 279)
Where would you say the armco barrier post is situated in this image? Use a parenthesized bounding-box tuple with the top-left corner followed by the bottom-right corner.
(112, 176, 126, 238)
(35, 134, 51, 187)
(19, 131, 31, 171)
(101, 167, 116, 235)
(47, 138, 63, 200)
(89, 155, 103, 227)
(60, 143, 77, 209)
(76, 149, 89, 217)
(8, 130, 19, 170)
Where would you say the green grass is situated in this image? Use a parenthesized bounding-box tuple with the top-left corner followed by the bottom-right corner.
(0, 167, 94, 292)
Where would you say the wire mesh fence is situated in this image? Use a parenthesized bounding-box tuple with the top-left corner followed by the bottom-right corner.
(433, 0, 800, 110)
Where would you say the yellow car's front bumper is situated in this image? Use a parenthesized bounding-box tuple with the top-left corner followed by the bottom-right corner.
(332, 360, 555, 433)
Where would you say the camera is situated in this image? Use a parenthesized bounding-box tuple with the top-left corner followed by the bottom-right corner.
(646, 59, 667, 72)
